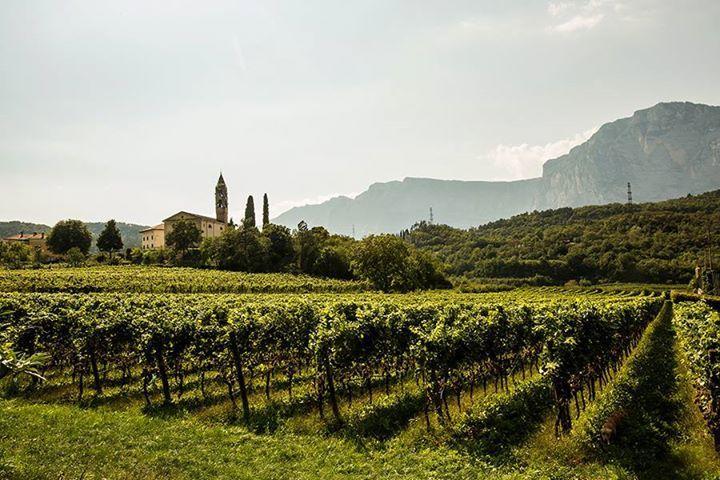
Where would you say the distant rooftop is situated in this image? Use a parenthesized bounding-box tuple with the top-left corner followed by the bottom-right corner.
(3, 232, 46, 241)
(139, 224, 165, 233)
(162, 211, 225, 224)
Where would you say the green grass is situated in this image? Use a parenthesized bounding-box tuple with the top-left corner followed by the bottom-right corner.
(0, 398, 499, 480)
(3, 297, 720, 479)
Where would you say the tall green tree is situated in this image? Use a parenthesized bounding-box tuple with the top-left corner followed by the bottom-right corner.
(244, 196, 256, 228)
(295, 221, 319, 273)
(211, 227, 268, 272)
(262, 193, 270, 228)
(261, 224, 295, 271)
(165, 218, 202, 256)
(96, 219, 124, 259)
(352, 234, 411, 291)
(46, 219, 92, 255)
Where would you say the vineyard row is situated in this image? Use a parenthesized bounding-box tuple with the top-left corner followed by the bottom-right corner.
(0, 293, 662, 433)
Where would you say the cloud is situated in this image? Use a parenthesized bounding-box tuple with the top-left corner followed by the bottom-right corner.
(551, 13, 605, 32)
(484, 127, 598, 180)
(231, 34, 248, 71)
(546, 0, 626, 33)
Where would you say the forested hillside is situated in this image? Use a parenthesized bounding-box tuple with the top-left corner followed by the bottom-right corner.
(0, 221, 49, 239)
(407, 190, 720, 284)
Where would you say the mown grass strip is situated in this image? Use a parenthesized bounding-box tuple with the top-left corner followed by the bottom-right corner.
(572, 301, 679, 471)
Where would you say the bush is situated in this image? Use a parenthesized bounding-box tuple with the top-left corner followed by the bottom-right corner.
(0, 242, 32, 269)
(66, 247, 85, 267)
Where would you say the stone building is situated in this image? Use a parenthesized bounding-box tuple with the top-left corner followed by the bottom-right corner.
(139, 224, 164, 250)
(2, 232, 48, 250)
(141, 174, 229, 250)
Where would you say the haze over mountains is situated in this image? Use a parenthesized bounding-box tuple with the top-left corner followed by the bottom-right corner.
(274, 102, 720, 236)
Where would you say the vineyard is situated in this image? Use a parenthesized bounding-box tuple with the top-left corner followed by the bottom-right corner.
(1, 269, 720, 479)
(0, 266, 369, 293)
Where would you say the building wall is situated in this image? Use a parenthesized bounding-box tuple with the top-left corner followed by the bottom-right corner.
(3, 236, 47, 251)
(198, 219, 226, 239)
(161, 213, 227, 250)
(140, 228, 165, 250)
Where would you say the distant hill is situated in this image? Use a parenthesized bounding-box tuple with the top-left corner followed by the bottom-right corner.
(0, 221, 149, 250)
(0, 221, 50, 239)
(84, 222, 149, 250)
(406, 189, 720, 284)
(274, 102, 720, 235)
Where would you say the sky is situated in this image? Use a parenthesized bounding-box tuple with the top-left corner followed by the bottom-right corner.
(2, 0, 720, 226)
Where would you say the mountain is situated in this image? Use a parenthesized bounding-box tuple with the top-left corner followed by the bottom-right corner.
(0, 221, 149, 250)
(274, 102, 720, 235)
(539, 102, 720, 207)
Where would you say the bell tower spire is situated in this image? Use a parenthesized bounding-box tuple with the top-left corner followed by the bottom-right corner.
(215, 172, 228, 223)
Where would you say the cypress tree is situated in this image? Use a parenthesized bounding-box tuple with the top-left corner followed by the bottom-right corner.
(244, 195, 256, 228)
(262, 193, 270, 228)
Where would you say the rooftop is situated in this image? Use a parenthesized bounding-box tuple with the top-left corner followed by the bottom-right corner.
(3, 232, 47, 241)
(139, 224, 165, 233)
(162, 211, 226, 224)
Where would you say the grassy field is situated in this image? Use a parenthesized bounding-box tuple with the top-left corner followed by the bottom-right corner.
(1, 268, 719, 479)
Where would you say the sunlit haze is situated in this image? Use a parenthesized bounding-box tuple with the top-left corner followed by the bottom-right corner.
(2, 0, 719, 225)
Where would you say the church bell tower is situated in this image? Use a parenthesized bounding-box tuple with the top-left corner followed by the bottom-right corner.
(215, 173, 228, 223)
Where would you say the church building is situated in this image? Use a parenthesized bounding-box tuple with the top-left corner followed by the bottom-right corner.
(140, 174, 229, 250)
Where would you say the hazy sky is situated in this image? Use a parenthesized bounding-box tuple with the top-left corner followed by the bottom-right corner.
(2, 0, 720, 226)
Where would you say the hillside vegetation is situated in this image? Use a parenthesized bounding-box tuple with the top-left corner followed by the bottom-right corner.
(407, 189, 720, 284)
(0, 220, 147, 249)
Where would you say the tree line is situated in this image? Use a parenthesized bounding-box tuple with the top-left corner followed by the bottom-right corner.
(1, 195, 448, 292)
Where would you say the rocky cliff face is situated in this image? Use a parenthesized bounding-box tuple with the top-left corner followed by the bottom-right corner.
(274, 102, 720, 234)
(538, 102, 720, 208)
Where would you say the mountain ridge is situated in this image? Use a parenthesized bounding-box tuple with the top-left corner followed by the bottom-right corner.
(274, 101, 720, 235)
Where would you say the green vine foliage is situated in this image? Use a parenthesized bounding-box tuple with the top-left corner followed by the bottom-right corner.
(0, 291, 661, 434)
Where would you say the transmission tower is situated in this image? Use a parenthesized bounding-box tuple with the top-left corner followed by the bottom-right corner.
(429, 207, 434, 224)
(627, 182, 633, 204)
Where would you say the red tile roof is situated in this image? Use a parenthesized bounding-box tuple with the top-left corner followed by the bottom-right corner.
(3, 232, 47, 241)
